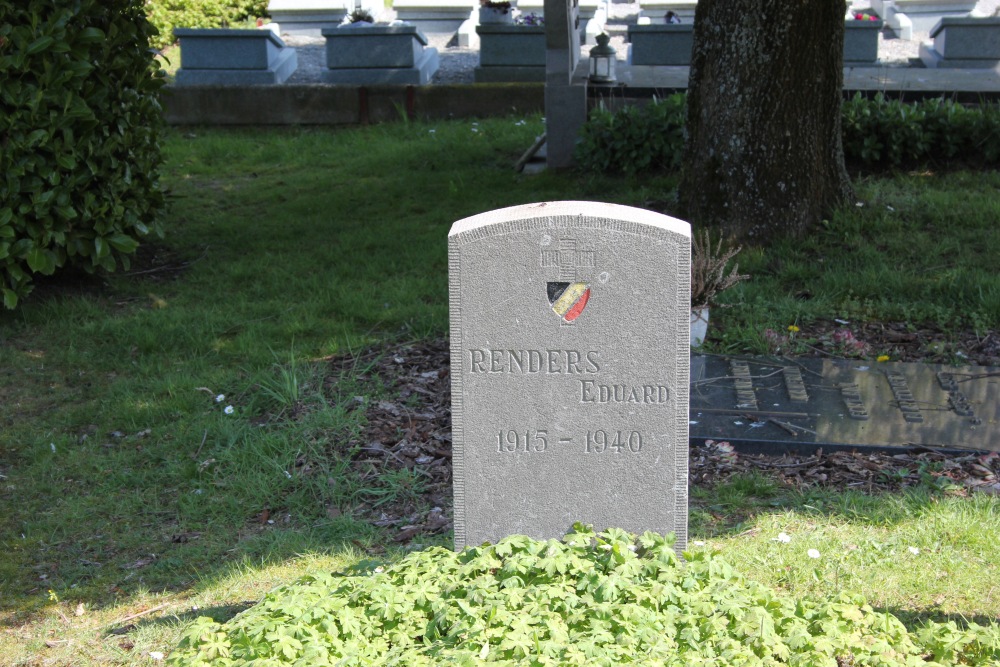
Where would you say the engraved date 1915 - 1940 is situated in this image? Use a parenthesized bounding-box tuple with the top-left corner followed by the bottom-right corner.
(495, 429, 645, 454)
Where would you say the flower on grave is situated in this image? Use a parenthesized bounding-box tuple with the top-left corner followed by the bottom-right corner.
(224, 405, 235, 415)
(877, 354, 890, 363)
(807, 548, 821, 559)
(852, 12, 879, 21)
(764, 328, 790, 354)
(515, 12, 545, 26)
(831, 328, 870, 358)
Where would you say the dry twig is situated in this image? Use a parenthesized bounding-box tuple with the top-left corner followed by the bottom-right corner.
(691, 229, 750, 308)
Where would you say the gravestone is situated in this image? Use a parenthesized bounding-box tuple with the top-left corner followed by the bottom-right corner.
(689, 356, 1000, 454)
(321, 25, 440, 84)
(448, 201, 691, 550)
(919, 16, 1000, 69)
(173, 29, 298, 85)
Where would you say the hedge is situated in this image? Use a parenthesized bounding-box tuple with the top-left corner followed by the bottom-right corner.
(0, 0, 166, 308)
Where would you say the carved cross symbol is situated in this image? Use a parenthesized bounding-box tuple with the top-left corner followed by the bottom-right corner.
(540, 237, 595, 282)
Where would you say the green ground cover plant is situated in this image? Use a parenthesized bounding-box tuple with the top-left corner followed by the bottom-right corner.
(0, 119, 998, 664)
(169, 525, 1000, 666)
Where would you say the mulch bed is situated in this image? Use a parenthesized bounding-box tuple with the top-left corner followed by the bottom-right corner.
(323, 337, 999, 543)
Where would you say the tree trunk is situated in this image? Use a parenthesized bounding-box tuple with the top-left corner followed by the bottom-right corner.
(679, 0, 854, 242)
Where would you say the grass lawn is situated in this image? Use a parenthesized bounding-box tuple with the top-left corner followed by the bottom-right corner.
(0, 118, 998, 665)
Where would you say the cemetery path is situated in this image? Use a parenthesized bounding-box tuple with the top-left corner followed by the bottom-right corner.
(322, 336, 1000, 545)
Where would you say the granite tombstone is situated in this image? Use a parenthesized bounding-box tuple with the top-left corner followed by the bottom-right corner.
(448, 201, 691, 550)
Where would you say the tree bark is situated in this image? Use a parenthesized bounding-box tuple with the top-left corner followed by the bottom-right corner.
(679, 0, 854, 242)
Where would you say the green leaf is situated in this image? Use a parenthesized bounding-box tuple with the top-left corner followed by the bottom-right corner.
(26, 246, 55, 274)
(77, 27, 105, 43)
(2, 289, 18, 309)
(26, 36, 55, 55)
(107, 234, 138, 253)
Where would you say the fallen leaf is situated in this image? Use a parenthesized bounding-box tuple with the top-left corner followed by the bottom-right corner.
(393, 526, 422, 542)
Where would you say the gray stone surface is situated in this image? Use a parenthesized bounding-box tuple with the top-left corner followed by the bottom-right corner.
(920, 15, 1000, 67)
(474, 25, 545, 82)
(323, 48, 439, 83)
(477, 25, 545, 66)
(174, 28, 288, 70)
(448, 201, 691, 550)
(174, 30, 298, 85)
(543, 0, 586, 169)
(626, 24, 693, 66)
(844, 19, 884, 65)
(323, 25, 430, 69)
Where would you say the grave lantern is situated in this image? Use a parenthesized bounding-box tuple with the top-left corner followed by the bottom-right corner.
(588, 33, 616, 84)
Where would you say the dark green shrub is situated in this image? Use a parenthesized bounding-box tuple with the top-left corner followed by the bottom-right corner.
(575, 94, 686, 175)
(146, 0, 271, 50)
(0, 0, 165, 308)
(839, 93, 998, 169)
(578, 92, 1000, 175)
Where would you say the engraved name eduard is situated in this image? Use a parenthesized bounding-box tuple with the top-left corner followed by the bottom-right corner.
(467, 349, 670, 405)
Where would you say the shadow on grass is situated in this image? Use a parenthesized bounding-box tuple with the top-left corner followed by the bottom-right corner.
(882, 607, 1000, 631)
(0, 518, 378, 627)
(107, 601, 258, 638)
(688, 471, 987, 538)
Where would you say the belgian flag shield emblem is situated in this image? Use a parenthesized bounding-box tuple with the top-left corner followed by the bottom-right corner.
(547, 282, 591, 323)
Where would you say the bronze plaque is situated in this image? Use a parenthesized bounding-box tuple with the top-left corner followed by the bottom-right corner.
(689, 356, 1000, 453)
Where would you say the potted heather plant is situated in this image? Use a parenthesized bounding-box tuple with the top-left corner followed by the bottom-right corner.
(690, 230, 749, 347)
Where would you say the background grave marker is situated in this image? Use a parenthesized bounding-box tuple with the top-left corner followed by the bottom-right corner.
(689, 356, 1000, 454)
